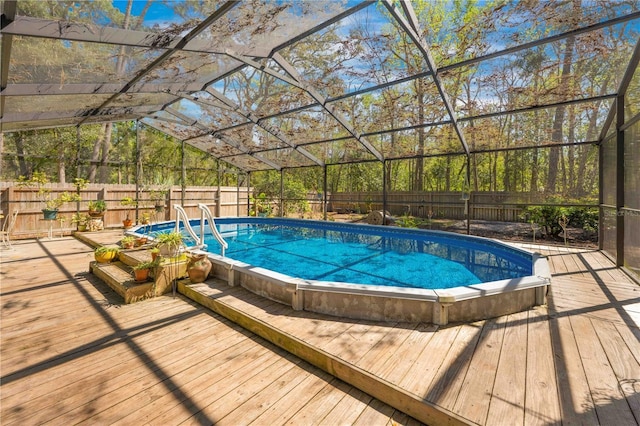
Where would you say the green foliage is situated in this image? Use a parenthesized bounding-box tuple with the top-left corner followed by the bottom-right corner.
(120, 196, 136, 207)
(132, 259, 159, 271)
(88, 200, 107, 212)
(251, 171, 312, 217)
(18, 171, 49, 189)
(565, 207, 599, 233)
(121, 235, 135, 244)
(148, 187, 169, 203)
(95, 246, 120, 256)
(18, 171, 82, 210)
(397, 214, 418, 229)
(71, 212, 90, 225)
(140, 212, 152, 224)
(522, 205, 567, 237)
(45, 192, 81, 210)
(283, 179, 310, 216)
(120, 196, 137, 218)
(522, 205, 599, 237)
(154, 231, 183, 249)
(250, 193, 272, 216)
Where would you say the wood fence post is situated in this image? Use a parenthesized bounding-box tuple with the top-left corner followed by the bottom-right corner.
(215, 187, 221, 217)
(166, 187, 174, 221)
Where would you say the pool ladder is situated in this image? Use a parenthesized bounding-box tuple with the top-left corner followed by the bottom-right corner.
(173, 204, 228, 256)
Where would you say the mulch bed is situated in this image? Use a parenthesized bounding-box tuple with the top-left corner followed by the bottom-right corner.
(443, 220, 598, 248)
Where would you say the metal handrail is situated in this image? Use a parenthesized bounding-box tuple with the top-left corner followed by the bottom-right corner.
(172, 204, 228, 256)
(173, 205, 204, 249)
(198, 203, 228, 257)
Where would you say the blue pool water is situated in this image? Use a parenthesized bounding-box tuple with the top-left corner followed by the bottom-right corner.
(149, 218, 532, 290)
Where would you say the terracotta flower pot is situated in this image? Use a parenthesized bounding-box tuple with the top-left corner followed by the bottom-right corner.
(133, 268, 150, 282)
(187, 254, 212, 283)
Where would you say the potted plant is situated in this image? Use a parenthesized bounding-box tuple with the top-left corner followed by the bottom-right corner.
(140, 212, 152, 225)
(94, 246, 120, 263)
(88, 200, 107, 218)
(135, 235, 149, 247)
(149, 187, 168, 212)
(18, 172, 82, 220)
(120, 197, 137, 228)
(150, 247, 160, 261)
(71, 212, 90, 231)
(120, 235, 135, 249)
(131, 259, 158, 282)
(154, 231, 183, 257)
(43, 192, 81, 219)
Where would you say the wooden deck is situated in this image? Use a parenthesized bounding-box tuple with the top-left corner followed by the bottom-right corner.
(1, 233, 639, 425)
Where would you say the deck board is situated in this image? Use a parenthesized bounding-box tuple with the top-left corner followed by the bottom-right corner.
(570, 315, 637, 425)
(2, 233, 640, 425)
(0, 236, 425, 426)
(485, 310, 528, 425)
(593, 319, 640, 420)
(453, 316, 506, 425)
(396, 323, 458, 395)
(524, 308, 561, 426)
(549, 315, 599, 425)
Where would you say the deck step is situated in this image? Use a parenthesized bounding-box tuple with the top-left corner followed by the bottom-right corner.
(90, 252, 189, 304)
(90, 261, 154, 304)
(118, 247, 154, 267)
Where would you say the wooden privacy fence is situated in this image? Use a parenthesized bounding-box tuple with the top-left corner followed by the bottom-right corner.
(0, 183, 249, 240)
(328, 191, 534, 222)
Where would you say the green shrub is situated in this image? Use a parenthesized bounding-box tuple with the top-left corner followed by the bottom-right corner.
(522, 205, 599, 237)
(566, 207, 598, 233)
(397, 214, 418, 228)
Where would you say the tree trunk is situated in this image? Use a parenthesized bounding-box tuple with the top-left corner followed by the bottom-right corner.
(413, 79, 425, 191)
(530, 107, 540, 194)
(492, 152, 498, 191)
(91, 0, 136, 184)
(546, 10, 576, 194)
(445, 157, 451, 191)
(503, 151, 510, 191)
(15, 134, 29, 177)
(98, 122, 112, 183)
(503, 115, 512, 191)
(58, 131, 66, 183)
(88, 130, 102, 181)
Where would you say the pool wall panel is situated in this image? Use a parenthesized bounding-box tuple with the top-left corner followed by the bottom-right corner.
(446, 288, 537, 323)
(301, 290, 434, 323)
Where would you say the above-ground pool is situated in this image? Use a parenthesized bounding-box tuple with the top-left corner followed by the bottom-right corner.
(134, 217, 550, 325)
